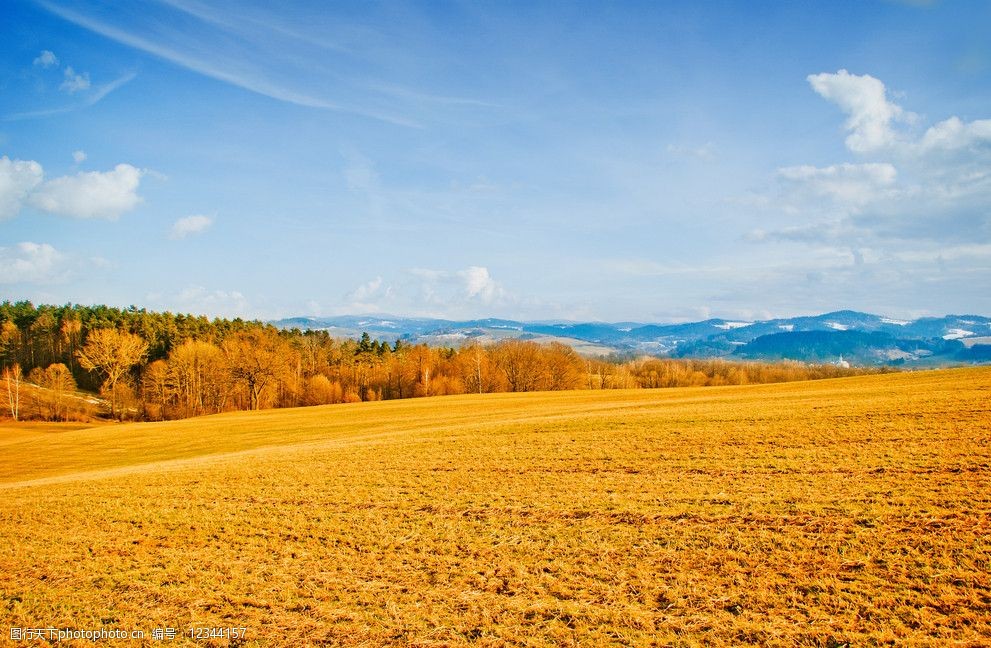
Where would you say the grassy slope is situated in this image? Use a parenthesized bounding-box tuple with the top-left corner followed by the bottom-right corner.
(1, 368, 989, 646)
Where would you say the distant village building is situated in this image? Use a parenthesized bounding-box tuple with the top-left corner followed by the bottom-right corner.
(836, 355, 851, 369)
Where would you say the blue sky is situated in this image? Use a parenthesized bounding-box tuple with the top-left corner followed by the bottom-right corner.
(2, 0, 990, 322)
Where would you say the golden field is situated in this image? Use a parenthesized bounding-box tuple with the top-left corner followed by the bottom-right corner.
(1, 368, 989, 646)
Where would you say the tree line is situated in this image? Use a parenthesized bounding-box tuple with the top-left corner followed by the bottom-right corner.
(0, 301, 881, 421)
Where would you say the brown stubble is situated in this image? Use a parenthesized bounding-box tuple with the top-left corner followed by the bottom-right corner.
(1, 368, 989, 646)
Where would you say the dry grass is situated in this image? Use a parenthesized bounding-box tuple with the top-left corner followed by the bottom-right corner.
(1, 368, 989, 646)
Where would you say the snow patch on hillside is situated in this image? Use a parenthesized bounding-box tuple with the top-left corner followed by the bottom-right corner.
(714, 321, 751, 330)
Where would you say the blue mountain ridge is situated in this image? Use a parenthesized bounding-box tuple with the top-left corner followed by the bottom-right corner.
(271, 311, 991, 367)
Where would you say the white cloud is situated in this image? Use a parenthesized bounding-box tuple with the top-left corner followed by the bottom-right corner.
(60, 66, 91, 93)
(748, 70, 991, 252)
(337, 266, 511, 317)
(0, 242, 66, 284)
(170, 214, 213, 239)
(807, 69, 907, 152)
(87, 71, 137, 104)
(459, 266, 500, 301)
(1, 157, 144, 220)
(146, 286, 250, 318)
(0, 157, 44, 219)
(342, 276, 393, 313)
(347, 276, 385, 302)
(35, 0, 423, 127)
(777, 162, 897, 210)
(29, 163, 143, 219)
(409, 266, 505, 306)
(919, 116, 991, 152)
(72, 150, 87, 163)
(748, 221, 862, 245)
(4, 72, 137, 121)
(33, 50, 59, 68)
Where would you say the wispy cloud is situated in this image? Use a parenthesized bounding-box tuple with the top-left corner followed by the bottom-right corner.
(156, 0, 355, 55)
(157, 0, 500, 113)
(88, 71, 138, 103)
(33, 0, 428, 127)
(33, 0, 502, 127)
(3, 71, 137, 121)
(34, 2, 345, 108)
(361, 81, 501, 109)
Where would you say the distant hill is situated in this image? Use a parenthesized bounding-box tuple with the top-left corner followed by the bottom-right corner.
(271, 311, 991, 367)
(731, 330, 964, 366)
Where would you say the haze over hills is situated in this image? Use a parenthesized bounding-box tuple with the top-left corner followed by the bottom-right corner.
(273, 311, 991, 367)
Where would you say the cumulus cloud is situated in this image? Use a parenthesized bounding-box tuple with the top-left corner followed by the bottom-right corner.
(170, 214, 213, 239)
(409, 266, 506, 306)
(0, 242, 66, 284)
(1, 156, 144, 220)
(459, 266, 500, 301)
(919, 116, 991, 153)
(33, 50, 59, 68)
(0, 157, 44, 219)
(747, 70, 991, 251)
(60, 66, 91, 93)
(72, 150, 87, 163)
(29, 163, 143, 219)
(347, 277, 386, 302)
(807, 69, 908, 152)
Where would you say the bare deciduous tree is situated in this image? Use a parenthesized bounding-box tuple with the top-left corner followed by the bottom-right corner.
(3, 363, 21, 421)
(29, 363, 76, 420)
(222, 330, 293, 410)
(77, 328, 148, 420)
